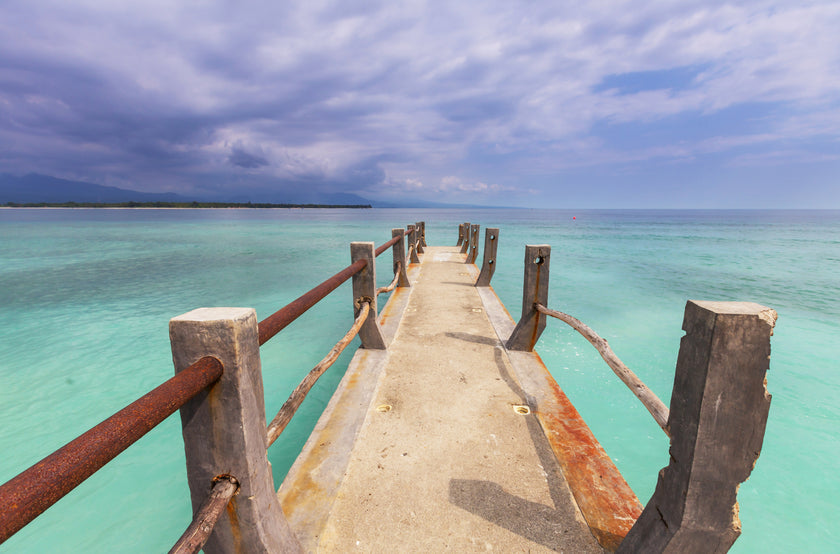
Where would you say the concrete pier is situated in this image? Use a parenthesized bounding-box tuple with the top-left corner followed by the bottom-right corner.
(0, 224, 776, 552)
(279, 247, 605, 551)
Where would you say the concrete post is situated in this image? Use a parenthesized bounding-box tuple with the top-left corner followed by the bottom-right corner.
(415, 222, 425, 253)
(475, 228, 499, 287)
(456, 223, 465, 246)
(506, 245, 551, 351)
(351, 242, 387, 349)
(466, 224, 480, 264)
(617, 301, 776, 554)
(407, 225, 420, 263)
(170, 308, 301, 554)
(420, 221, 427, 247)
(391, 228, 410, 288)
(460, 222, 471, 254)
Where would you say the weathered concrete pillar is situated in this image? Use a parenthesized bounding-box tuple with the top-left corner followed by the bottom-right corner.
(419, 221, 427, 247)
(506, 245, 551, 351)
(617, 301, 777, 554)
(415, 222, 425, 253)
(475, 228, 499, 287)
(391, 228, 410, 288)
(466, 224, 480, 264)
(170, 308, 301, 554)
(407, 225, 421, 263)
(460, 222, 471, 254)
(456, 223, 465, 246)
(351, 242, 387, 349)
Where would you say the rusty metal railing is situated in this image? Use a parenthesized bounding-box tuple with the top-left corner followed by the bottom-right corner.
(0, 356, 224, 543)
(259, 231, 409, 346)
(375, 235, 401, 257)
(258, 258, 368, 345)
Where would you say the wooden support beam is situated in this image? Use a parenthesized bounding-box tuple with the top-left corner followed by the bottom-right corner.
(506, 245, 551, 351)
(170, 308, 301, 554)
(475, 227, 499, 287)
(351, 242, 387, 349)
(617, 301, 777, 554)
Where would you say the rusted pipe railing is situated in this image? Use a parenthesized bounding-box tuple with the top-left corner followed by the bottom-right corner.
(535, 303, 670, 436)
(375, 235, 400, 257)
(266, 301, 371, 446)
(376, 262, 402, 296)
(0, 356, 224, 543)
(169, 474, 240, 554)
(258, 258, 367, 345)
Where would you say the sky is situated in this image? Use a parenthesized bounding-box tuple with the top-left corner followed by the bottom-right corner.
(1, 0, 838, 208)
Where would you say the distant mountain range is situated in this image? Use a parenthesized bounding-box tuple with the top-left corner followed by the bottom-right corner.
(0, 173, 497, 209)
(0, 174, 189, 204)
(0, 173, 379, 206)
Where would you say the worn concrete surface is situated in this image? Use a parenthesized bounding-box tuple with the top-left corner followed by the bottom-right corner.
(315, 247, 602, 552)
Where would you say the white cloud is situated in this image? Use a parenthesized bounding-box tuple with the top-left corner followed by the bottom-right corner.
(436, 176, 516, 194)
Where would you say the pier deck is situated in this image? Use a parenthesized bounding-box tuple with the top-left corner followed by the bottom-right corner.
(279, 247, 603, 552)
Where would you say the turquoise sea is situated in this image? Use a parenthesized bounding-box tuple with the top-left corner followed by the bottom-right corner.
(0, 208, 837, 552)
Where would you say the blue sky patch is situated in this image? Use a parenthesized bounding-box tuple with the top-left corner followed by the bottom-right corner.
(593, 65, 710, 95)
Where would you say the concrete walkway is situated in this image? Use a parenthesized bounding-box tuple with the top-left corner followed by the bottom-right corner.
(282, 247, 602, 552)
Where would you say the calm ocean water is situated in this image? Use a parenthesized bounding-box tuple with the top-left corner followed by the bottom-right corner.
(0, 208, 837, 552)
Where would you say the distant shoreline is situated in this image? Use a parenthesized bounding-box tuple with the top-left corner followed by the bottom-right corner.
(2, 201, 372, 209)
